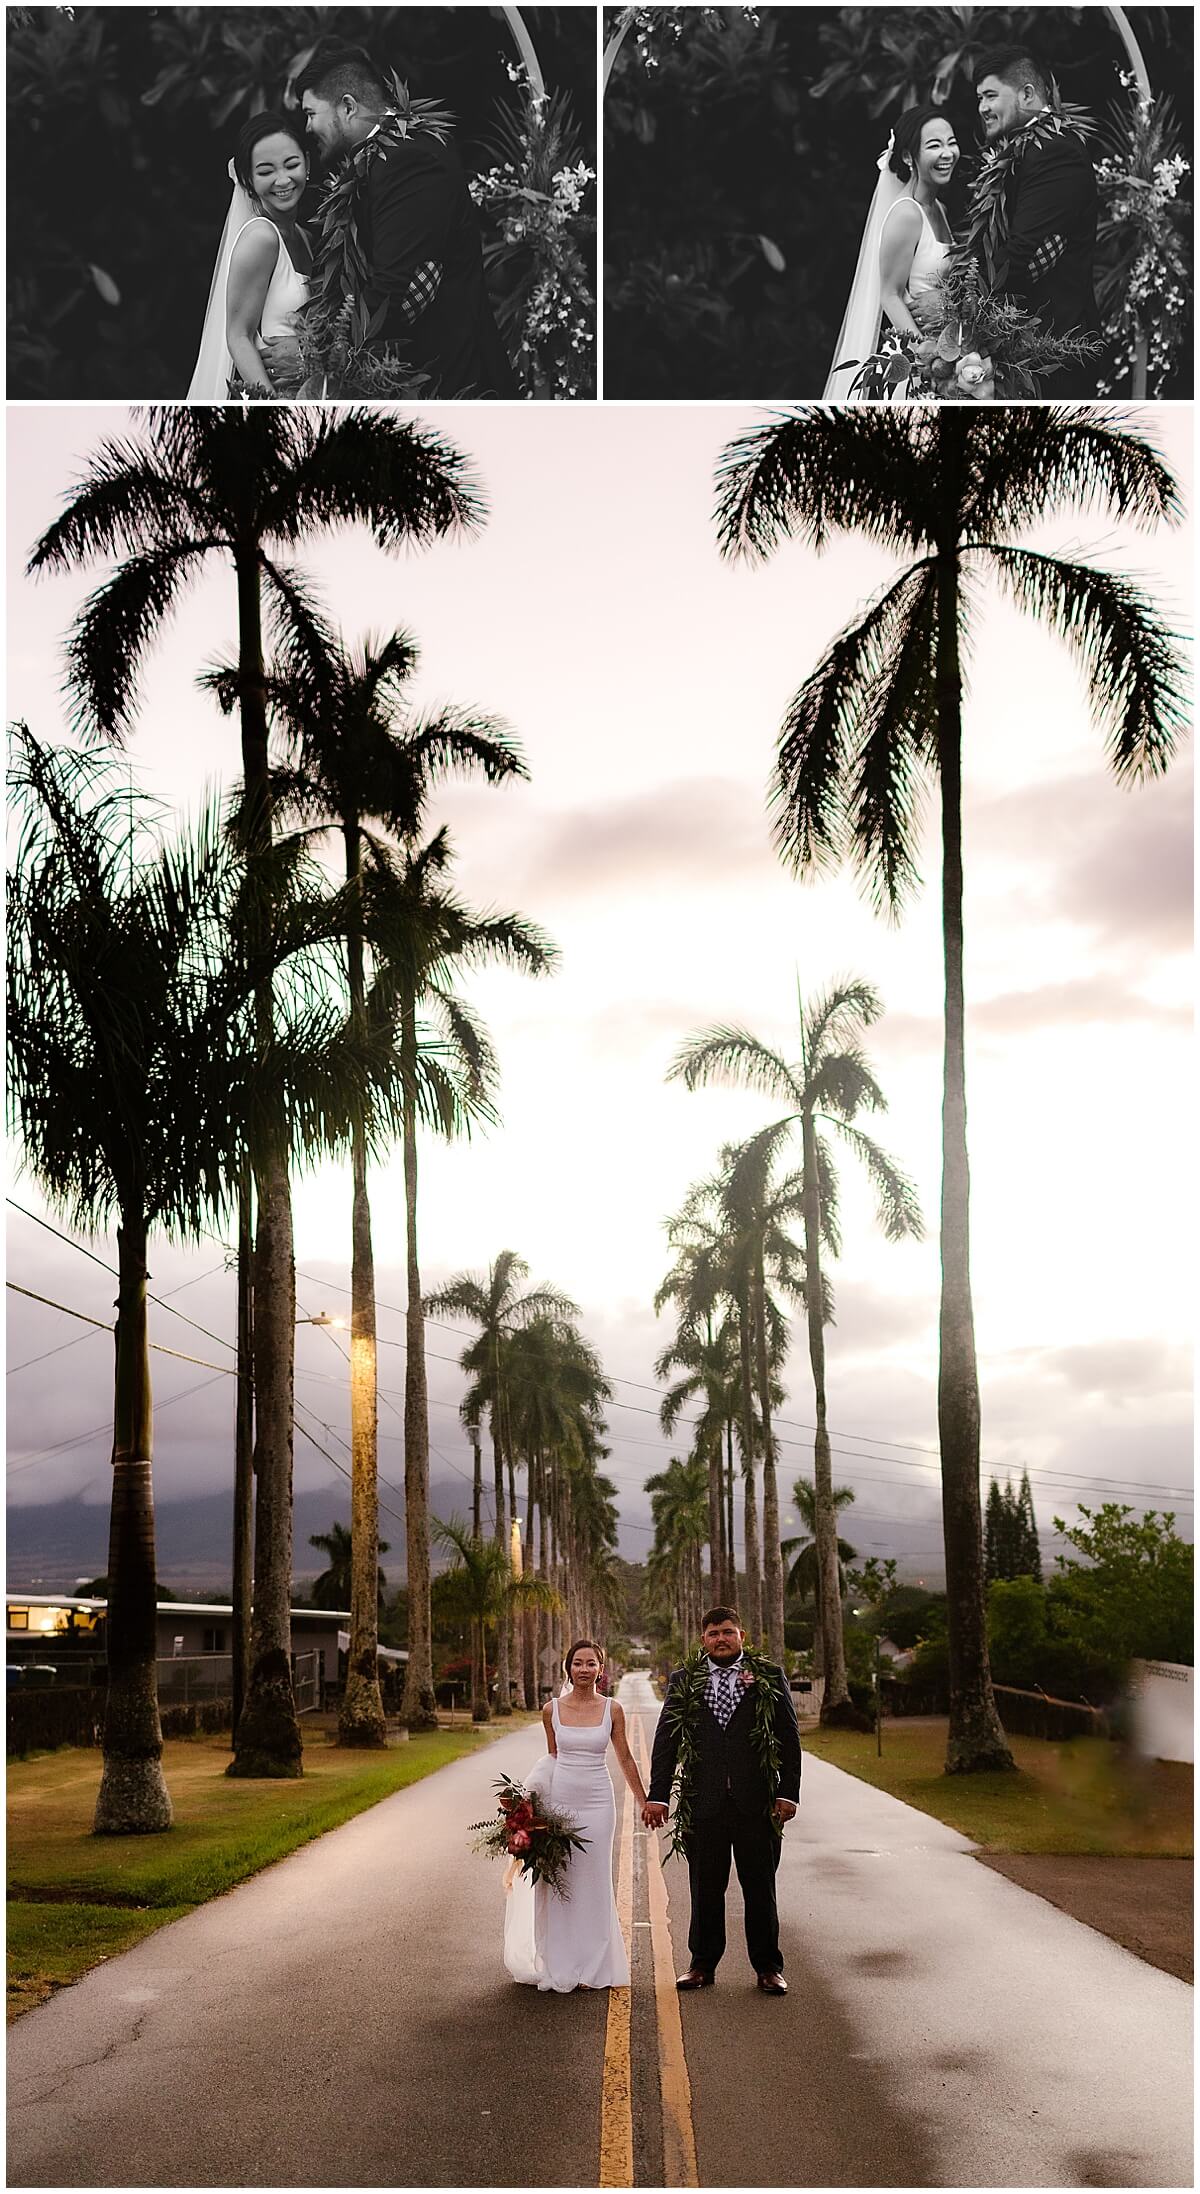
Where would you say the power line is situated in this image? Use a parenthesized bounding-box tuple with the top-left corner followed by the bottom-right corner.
(11, 1207, 1192, 1517)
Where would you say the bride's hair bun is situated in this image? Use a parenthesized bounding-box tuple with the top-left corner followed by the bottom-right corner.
(888, 103, 947, 180)
(233, 109, 308, 191)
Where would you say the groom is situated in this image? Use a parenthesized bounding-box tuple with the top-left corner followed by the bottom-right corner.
(644, 1607, 801, 1995)
(266, 42, 515, 398)
(972, 45, 1100, 396)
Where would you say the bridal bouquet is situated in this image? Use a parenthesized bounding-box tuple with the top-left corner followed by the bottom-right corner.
(470, 1774, 589, 1896)
(846, 260, 1100, 402)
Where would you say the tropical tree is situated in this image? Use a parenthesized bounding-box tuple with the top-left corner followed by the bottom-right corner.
(431, 1516, 561, 1722)
(655, 1314, 742, 1604)
(782, 1477, 857, 1675)
(504, 1314, 613, 1689)
(368, 833, 558, 1729)
(307, 1522, 390, 1613)
(6, 728, 371, 1828)
(715, 405, 1185, 1772)
(670, 979, 922, 1722)
(225, 626, 526, 1746)
(27, 404, 482, 1777)
(645, 1456, 710, 1652)
(425, 1251, 577, 1713)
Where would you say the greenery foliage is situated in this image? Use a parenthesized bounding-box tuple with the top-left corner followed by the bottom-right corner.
(604, 5, 1193, 397)
(6, 6, 595, 397)
(984, 1471, 1042, 1584)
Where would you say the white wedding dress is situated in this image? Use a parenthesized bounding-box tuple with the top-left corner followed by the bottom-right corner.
(882, 196, 950, 323)
(503, 1694, 630, 1993)
(188, 194, 308, 400)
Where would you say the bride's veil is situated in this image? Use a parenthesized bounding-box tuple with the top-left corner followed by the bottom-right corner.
(823, 142, 908, 401)
(187, 159, 258, 401)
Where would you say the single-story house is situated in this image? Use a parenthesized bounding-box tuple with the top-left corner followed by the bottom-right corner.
(6, 1594, 405, 1700)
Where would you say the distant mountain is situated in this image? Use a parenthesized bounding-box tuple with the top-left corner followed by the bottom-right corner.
(6, 1476, 472, 1596)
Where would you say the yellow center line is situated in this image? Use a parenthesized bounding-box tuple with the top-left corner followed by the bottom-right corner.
(633, 1716, 700, 2190)
(599, 1763, 635, 2186)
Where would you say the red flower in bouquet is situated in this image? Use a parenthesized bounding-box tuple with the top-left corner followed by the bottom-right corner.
(470, 1773, 590, 1897)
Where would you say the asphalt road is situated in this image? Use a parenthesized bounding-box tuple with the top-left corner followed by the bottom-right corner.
(7, 1672, 1193, 2188)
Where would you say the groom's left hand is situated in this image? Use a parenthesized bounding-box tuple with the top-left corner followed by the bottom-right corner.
(773, 1799, 797, 1825)
(261, 333, 302, 388)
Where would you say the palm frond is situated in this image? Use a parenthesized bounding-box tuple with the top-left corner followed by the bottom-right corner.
(978, 545, 1188, 782)
(959, 406, 1184, 543)
(714, 407, 932, 563)
(771, 560, 936, 908)
(828, 1119, 924, 1243)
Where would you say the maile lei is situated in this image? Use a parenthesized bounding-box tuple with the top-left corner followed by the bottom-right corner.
(962, 104, 1097, 286)
(305, 73, 456, 339)
(663, 1645, 783, 1862)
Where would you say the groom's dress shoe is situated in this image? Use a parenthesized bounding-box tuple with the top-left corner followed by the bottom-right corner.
(676, 1968, 715, 1990)
(756, 1972, 788, 1995)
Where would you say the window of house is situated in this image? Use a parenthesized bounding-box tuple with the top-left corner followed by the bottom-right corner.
(203, 1626, 226, 1654)
(8, 1607, 28, 1630)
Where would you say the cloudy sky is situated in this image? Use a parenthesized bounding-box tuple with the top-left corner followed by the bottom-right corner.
(5, 402, 1193, 1580)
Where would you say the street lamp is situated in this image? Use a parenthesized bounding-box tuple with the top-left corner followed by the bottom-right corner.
(296, 1313, 345, 1329)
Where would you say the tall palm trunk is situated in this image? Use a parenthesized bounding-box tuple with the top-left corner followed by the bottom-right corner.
(537, 1473, 549, 1696)
(725, 1420, 737, 1602)
(935, 529, 1014, 1773)
(230, 546, 301, 1778)
(799, 1109, 853, 1720)
(753, 1257, 786, 1659)
(469, 1420, 483, 1541)
(490, 1397, 512, 1715)
(735, 1294, 763, 1641)
(339, 828, 386, 1746)
(231, 1165, 254, 1743)
(397, 999, 438, 1731)
(94, 1208, 172, 1833)
(507, 1446, 527, 1708)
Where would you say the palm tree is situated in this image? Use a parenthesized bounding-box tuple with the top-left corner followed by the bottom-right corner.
(504, 1315, 613, 1690)
(233, 626, 526, 1747)
(6, 729, 368, 1828)
(715, 405, 1185, 1771)
(655, 1317, 741, 1604)
(783, 1477, 857, 1676)
(670, 979, 922, 1721)
(307, 1523, 389, 1613)
(431, 1517, 561, 1722)
(367, 836, 558, 1730)
(645, 1457, 710, 1652)
(658, 1186, 770, 1640)
(718, 1126, 814, 1662)
(28, 405, 482, 1778)
(425, 1252, 577, 1714)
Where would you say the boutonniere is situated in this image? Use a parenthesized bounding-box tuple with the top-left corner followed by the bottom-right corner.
(737, 1667, 756, 1689)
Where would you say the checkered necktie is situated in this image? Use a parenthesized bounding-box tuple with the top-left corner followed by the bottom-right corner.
(710, 1664, 737, 1730)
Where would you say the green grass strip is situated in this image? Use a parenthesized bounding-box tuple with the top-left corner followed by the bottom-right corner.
(801, 1718, 1193, 1856)
(8, 1723, 514, 2017)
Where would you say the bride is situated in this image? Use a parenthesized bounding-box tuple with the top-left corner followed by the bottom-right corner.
(824, 104, 960, 399)
(188, 111, 312, 401)
(504, 1641, 647, 1993)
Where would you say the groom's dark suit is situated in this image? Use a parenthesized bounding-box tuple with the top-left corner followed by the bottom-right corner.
(993, 121, 1099, 397)
(648, 1656, 802, 1976)
(357, 129, 517, 398)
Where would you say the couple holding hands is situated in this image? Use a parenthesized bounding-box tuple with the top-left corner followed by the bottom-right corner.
(503, 1609, 802, 1998)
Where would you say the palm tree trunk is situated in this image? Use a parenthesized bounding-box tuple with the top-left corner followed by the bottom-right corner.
(507, 1448, 526, 1708)
(471, 1616, 488, 1722)
(470, 1421, 483, 1542)
(736, 1296, 763, 1642)
(231, 1165, 254, 1744)
(94, 1209, 172, 1834)
(340, 1125, 386, 1743)
(753, 1258, 786, 1660)
(935, 530, 1014, 1775)
(800, 1110, 854, 1722)
(229, 543, 302, 1779)
(725, 1420, 737, 1602)
(490, 1404, 512, 1716)
(397, 1011, 438, 1733)
(339, 835, 387, 1747)
(537, 1472, 549, 1697)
